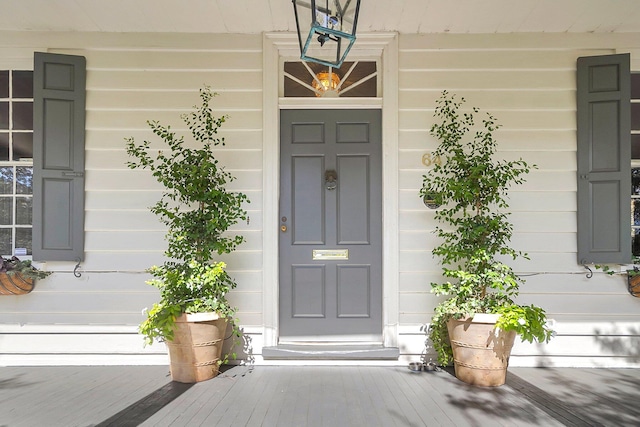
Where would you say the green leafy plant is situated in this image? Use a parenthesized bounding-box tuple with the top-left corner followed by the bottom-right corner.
(420, 91, 553, 366)
(138, 260, 237, 345)
(593, 258, 640, 297)
(1, 256, 51, 280)
(126, 86, 249, 354)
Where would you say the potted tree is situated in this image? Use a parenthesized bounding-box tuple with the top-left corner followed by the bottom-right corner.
(420, 91, 553, 386)
(126, 86, 249, 383)
(0, 256, 51, 295)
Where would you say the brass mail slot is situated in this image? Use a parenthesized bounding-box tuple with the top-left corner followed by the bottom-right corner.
(312, 249, 349, 260)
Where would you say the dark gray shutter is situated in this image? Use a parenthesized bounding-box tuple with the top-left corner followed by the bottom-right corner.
(32, 52, 86, 261)
(577, 53, 631, 265)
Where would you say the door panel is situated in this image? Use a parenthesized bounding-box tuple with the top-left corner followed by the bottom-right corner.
(292, 156, 325, 244)
(337, 265, 370, 318)
(337, 155, 369, 244)
(279, 109, 382, 342)
(292, 265, 325, 318)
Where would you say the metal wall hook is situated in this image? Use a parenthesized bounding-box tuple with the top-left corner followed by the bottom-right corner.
(73, 258, 82, 278)
(583, 263, 593, 279)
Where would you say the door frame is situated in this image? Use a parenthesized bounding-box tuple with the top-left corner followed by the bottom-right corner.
(262, 32, 399, 349)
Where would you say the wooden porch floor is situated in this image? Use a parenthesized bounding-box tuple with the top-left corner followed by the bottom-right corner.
(1, 365, 639, 426)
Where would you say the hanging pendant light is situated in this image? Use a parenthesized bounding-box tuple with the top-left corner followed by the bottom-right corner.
(292, 0, 361, 68)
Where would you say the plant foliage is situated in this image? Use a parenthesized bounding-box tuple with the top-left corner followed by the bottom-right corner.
(0, 256, 51, 280)
(126, 86, 249, 351)
(420, 91, 553, 365)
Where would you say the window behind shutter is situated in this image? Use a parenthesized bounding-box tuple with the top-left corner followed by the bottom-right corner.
(32, 52, 86, 261)
(577, 53, 631, 265)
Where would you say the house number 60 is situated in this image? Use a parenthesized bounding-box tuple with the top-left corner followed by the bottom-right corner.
(422, 152, 442, 167)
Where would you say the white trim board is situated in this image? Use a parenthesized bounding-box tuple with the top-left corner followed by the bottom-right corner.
(262, 32, 399, 349)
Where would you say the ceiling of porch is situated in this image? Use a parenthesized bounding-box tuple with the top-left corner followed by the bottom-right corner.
(2, 0, 640, 34)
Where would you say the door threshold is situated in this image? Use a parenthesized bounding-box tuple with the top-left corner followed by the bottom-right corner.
(262, 344, 399, 360)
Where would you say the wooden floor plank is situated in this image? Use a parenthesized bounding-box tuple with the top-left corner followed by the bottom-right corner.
(66, 367, 172, 426)
(3, 365, 639, 427)
(141, 367, 246, 426)
(0, 366, 61, 404)
(397, 369, 466, 426)
(509, 367, 640, 427)
(400, 369, 458, 426)
(13, 367, 133, 427)
(272, 367, 301, 426)
(0, 366, 170, 427)
(352, 366, 393, 427)
(11, 367, 100, 426)
(335, 370, 352, 425)
(95, 381, 193, 427)
(320, 367, 346, 426)
(225, 366, 276, 426)
(184, 366, 258, 426)
(252, 365, 294, 426)
(376, 366, 431, 426)
(363, 365, 416, 427)
(232, 365, 285, 426)
(200, 366, 272, 426)
(389, 368, 449, 426)
(336, 368, 365, 427)
(304, 368, 329, 427)
(289, 366, 313, 426)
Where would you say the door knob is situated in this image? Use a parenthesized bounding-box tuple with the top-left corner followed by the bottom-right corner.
(281, 225, 287, 232)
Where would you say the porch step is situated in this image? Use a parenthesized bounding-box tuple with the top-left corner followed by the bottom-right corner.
(262, 344, 399, 360)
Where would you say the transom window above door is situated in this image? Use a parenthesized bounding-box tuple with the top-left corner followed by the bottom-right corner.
(283, 61, 378, 98)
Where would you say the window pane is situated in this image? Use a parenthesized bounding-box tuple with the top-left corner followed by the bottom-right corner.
(0, 167, 13, 194)
(13, 133, 33, 160)
(12, 71, 33, 99)
(16, 197, 32, 224)
(0, 228, 11, 256)
(12, 102, 33, 130)
(633, 168, 640, 195)
(634, 228, 640, 257)
(0, 132, 8, 161)
(15, 228, 31, 255)
(16, 167, 32, 195)
(0, 197, 12, 225)
(632, 103, 640, 131)
(0, 102, 8, 129)
(632, 73, 640, 99)
(0, 71, 8, 98)
(632, 135, 640, 160)
(633, 200, 640, 226)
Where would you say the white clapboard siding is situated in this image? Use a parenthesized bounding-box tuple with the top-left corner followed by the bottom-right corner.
(0, 32, 265, 365)
(87, 128, 263, 150)
(1, 31, 640, 366)
(0, 324, 168, 365)
(397, 33, 640, 367)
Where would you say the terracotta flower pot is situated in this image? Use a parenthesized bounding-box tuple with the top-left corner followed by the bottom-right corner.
(166, 312, 228, 383)
(447, 314, 516, 387)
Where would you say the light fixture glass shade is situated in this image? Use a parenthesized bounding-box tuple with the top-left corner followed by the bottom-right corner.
(292, 0, 361, 67)
(312, 71, 341, 97)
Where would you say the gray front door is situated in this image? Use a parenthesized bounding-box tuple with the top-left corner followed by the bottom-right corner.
(279, 109, 382, 342)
